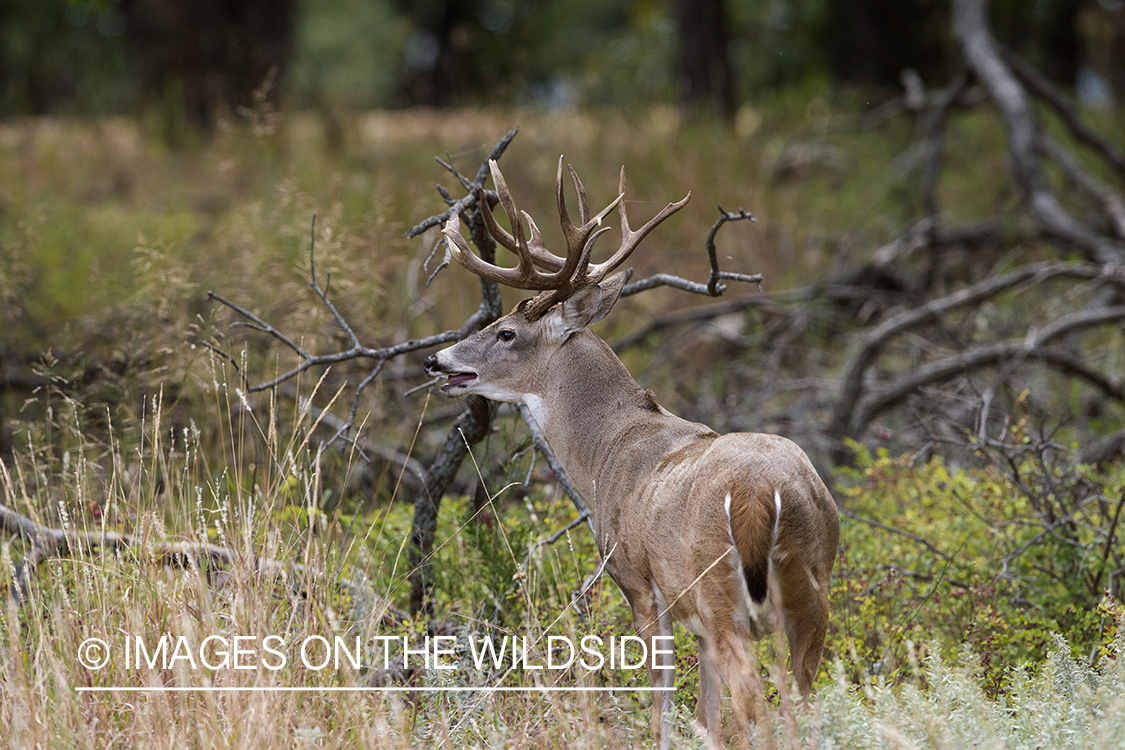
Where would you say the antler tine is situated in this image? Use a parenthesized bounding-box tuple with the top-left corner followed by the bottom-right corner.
(443, 213, 561, 290)
(523, 212, 565, 272)
(555, 157, 625, 261)
(568, 163, 590, 226)
(585, 166, 691, 284)
(480, 161, 537, 274)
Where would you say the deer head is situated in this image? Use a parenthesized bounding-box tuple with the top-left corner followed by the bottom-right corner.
(425, 157, 689, 415)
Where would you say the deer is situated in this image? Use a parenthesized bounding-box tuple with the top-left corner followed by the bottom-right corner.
(424, 157, 840, 749)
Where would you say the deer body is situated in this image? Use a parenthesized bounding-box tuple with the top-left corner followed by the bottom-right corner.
(425, 158, 839, 749)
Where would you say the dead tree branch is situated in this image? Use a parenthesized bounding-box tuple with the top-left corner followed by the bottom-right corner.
(0, 499, 409, 624)
(997, 44, 1125, 182)
(853, 335, 1125, 442)
(829, 262, 1125, 449)
(954, 0, 1125, 265)
(619, 205, 762, 297)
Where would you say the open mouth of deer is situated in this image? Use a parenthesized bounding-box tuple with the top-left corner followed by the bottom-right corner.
(442, 371, 477, 391)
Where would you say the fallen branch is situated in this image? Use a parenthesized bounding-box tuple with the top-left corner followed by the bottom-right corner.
(829, 261, 1125, 450)
(997, 44, 1125, 182)
(954, 0, 1125, 265)
(0, 499, 409, 625)
(854, 339, 1125, 439)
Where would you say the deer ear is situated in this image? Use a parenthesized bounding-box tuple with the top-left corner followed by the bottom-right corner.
(558, 270, 628, 334)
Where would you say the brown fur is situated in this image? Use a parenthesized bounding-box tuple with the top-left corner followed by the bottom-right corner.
(727, 484, 777, 603)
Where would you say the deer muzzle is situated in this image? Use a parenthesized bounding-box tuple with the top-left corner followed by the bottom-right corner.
(424, 354, 477, 394)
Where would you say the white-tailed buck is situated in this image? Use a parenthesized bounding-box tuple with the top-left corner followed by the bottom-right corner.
(425, 158, 840, 748)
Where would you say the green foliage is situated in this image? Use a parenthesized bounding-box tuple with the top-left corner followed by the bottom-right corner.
(0, 0, 133, 115)
(833, 439, 1125, 695)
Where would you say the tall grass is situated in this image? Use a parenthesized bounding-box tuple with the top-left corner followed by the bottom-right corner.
(3, 342, 1124, 748)
(2, 391, 1125, 746)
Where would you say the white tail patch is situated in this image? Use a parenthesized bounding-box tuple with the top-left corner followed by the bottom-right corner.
(724, 492, 737, 552)
(772, 489, 782, 546)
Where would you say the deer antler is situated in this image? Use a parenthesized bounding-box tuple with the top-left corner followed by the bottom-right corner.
(442, 157, 690, 318)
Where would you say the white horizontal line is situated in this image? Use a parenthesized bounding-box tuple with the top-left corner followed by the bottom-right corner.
(76, 686, 672, 693)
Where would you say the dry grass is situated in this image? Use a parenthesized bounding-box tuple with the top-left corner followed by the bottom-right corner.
(4, 106, 1125, 748)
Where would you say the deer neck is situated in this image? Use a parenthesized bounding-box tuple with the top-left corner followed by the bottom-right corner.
(527, 330, 704, 512)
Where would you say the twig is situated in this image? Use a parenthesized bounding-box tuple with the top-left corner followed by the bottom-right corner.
(706, 206, 758, 296)
(404, 129, 519, 240)
(278, 386, 430, 495)
(840, 507, 954, 562)
(620, 205, 762, 300)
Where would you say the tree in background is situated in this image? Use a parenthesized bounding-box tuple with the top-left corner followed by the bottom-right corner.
(821, 0, 953, 87)
(0, 0, 133, 115)
(674, 0, 734, 115)
(120, 0, 296, 129)
(2, 0, 1123, 120)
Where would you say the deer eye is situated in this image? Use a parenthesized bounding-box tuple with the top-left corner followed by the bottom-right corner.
(497, 329, 516, 342)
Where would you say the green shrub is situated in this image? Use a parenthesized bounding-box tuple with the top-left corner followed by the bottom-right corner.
(833, 438, 1124, 695)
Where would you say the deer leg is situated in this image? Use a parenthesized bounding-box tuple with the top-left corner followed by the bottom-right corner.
(707, 623, 758, 750)
(693, 635, 723, 746)
(784, 590, 829, 699)
(780, 563, 831, 699)
(628, 583, 675, 750)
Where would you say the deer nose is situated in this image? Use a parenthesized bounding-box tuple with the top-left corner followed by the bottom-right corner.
(423, 355, 439, 374)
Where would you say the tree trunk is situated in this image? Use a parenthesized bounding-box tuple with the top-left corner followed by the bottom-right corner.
(674, 0, 734, 116)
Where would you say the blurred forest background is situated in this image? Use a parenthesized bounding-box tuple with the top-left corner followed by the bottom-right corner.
(3, 0, 1124, 121)
(2, 2, 1125, 746)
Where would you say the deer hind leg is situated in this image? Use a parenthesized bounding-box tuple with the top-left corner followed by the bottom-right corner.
(628, 583, 675, 750)
(700, 611, 759, 750)
(780, 563, 831, 699)
(692, 635, 725, 750)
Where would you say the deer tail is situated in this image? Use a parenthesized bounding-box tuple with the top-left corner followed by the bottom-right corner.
(724, 486, 781, 603)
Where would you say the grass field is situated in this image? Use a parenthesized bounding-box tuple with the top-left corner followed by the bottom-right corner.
(2, 104, 1124, 747)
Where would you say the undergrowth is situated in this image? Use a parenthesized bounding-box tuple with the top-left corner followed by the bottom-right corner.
(2, 355, 1123, 748)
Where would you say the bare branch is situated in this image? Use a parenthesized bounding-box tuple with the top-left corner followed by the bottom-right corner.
(307, 214, 363, 350)
(840, 507, 953, 562)
(997, 44, 1125, 182)
(829, 261, 1125, 446)
(919, 72, 970, 217)
(404, 129, 519, 240)
(207, 291, 311, 360)
(854, 341, 1125, 439)
(706, 206, 757, 295)
(0, 500, 408, 624)
(1039, 136, 1125, 240)
(954, 0, 1124, 265)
